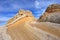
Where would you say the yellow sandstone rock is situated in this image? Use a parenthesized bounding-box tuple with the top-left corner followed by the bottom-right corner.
(6, 9, 60, 40)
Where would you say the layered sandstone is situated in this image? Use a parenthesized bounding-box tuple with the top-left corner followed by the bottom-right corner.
(7, 10, 36, 25)
(38, 4, 60, 23)
(0, 10, 36, 40)
(45, 4, 60, 13)
(7, 9, 60, 40)
(0, 4, 60, 40)
(0, 26, 12, 40)
(7, 10, 36, 40)
(7, 21, 60, 40)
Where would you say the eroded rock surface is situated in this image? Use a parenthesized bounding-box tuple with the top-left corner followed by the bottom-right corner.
(0, 26, 12, 40)
(7, 9, 60, 40)
(0, 5, 60, 40)
(38, 4, 60, 24)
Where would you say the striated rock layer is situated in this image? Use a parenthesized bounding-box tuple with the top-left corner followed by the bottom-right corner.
(0, 26, 12, 40)
(38, 4, 60, 23)
(7, 9, 60, 40)
(0, 4, 60, 40)
(7, 10, 36, 25)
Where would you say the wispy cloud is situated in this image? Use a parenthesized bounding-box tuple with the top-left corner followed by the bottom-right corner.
(0, 17, 10, 21)
(34, 0, 55, 9)
(0, 12, 16, 26)
(35, 1, 40, 8)
(34, 0, 60, 18)
(0, 16, 10, 26)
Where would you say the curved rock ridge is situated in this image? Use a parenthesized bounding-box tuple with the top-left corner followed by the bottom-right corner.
(38, 4, 60, 23)
(7, 21, 60, 40)
(7, 9, 36, 25)
(45, 4, 60, 13)
(0, 26, 12, 40)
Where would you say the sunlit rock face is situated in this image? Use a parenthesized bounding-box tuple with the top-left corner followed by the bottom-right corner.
(38, 4, 60, 23)
(0, 10, 36, 40)
(0, 5, 60, 40)
(7, 10, 36, 24)
(6, 9, 60, 40)
(7, 10, 36, 40)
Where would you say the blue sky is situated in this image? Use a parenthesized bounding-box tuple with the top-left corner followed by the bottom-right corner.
(0, 0, 60, 26)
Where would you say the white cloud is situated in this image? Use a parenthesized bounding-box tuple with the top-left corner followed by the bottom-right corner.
(35, 1, 40, 8)
(34, 0, 59, 9)
(0, 16, 11, 26)
(0, 16, 10, 21)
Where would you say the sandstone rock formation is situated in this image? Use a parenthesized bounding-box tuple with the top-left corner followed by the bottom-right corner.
(0, 4, 60, 40)
(6, 9, 60, 40)
(0, 10, 36, 40)
(7, 22, 60, 40)
(38, 4, 60, 23)
(7, 10, 36, 25)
